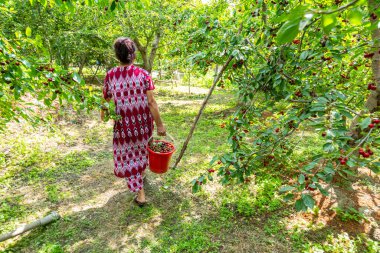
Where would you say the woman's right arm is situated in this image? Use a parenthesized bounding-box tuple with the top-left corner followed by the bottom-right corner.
(147, 90, 166, 136)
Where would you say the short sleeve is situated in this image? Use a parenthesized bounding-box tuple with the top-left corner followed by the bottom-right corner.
(144, 74, 155, 91)
(103, 72, 112, 100)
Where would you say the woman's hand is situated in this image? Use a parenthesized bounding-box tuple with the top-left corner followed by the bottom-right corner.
(157, 125, 166, 136)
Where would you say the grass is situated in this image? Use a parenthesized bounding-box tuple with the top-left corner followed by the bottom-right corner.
(0, 84, 378, 252)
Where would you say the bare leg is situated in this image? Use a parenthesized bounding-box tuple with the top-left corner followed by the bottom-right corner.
(136, 188, 146, 203)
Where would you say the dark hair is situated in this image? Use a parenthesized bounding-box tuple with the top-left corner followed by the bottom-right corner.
(114, 37, 136, 64)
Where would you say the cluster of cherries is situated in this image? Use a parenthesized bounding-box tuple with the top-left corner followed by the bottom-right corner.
(338, 156, 348, 165)
(358, 147, 374, 158)
(369, 118, 380, 128)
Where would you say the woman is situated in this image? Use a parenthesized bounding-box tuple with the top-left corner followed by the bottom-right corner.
(101, 37, 166, 206)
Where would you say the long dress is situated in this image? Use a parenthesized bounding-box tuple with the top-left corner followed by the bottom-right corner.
(103, 65, 155, 192)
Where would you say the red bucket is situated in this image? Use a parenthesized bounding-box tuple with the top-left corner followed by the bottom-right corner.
(148, 140, 175, 174)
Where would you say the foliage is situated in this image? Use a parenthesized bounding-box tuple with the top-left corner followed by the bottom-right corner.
(191, 0, 380, 211)
(303, 232, 379, 253)
(333, 207, 367, 222)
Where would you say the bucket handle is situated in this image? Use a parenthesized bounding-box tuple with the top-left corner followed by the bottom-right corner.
(148, 132, 176, 145)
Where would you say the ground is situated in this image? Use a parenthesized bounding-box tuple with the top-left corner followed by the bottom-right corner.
(0, 83, 379, 253)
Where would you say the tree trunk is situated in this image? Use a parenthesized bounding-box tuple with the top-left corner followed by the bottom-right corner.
(366, 0, 380, 112)
(350, 0, 380, 138)
(134, 31, 161, 73)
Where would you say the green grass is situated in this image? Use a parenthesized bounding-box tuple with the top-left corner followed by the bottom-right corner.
(0, 84, 378, 253)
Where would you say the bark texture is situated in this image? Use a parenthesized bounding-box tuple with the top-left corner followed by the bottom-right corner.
(366, 0, 380, 112)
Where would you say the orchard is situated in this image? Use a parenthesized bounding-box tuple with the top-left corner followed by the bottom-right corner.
(0, 0, 379, 252)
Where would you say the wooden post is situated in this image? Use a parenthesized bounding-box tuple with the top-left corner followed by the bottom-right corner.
(172, 60, 231, 169)
(0, 212, 61, 242)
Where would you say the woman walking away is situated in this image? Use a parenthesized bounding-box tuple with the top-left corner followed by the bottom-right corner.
(101, 37, 166, 206)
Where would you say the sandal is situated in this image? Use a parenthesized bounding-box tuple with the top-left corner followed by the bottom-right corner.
(134, 196, 147, 207)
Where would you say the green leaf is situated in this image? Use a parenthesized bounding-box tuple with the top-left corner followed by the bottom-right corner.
(209, 156, 219, 166)
(110, 1, 116, 11)
(316, 183, 329, 196)
(324, 166, 335, 174)
(348, 8, 363, 26)
(283, 193, 294, 202)
(26, 27, 32, 37)
(359, 117, 371, 130)
(298, 174, 305, 184)
(192, 181, 200, 193)
(342, 169, 356, 176)
(339, 109, 353, 119)
(273, 5, 308, 23)
(323, 143, 335, 153)
(304, 161, 318, 171)
(302, 194, 315, 209)
(279, 185, 295, 193)
(322, 14, 337, 33)
(295, 199, 305, 211)
(276, 18, 301, 45)
(72, 73, 83, 84)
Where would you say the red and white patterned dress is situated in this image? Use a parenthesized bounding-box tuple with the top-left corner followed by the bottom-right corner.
(103, 65, 155, 192)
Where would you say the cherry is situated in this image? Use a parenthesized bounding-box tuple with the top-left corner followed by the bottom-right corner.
(364, 52, 375, 59)
(217, 161, 222, 165)
(275, 128, 280, 133)
(15, 62, 20, 66)
(359, 148, 365, 155)
(368, 84, 377, 90)
(363, 152, 370, 158)
(369, 123, 375, 129)
(322, 132, 326, 137)
(208, 169, 215, 173)
(368, 149, 374, 155)
(48, 78, 53, 82)
(372, 119, 380, 124)
(292, 39, 300, 45)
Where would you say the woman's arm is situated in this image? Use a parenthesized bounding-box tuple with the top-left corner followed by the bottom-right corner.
(100, 98, 111, 121)
(147, 90, 166, 136)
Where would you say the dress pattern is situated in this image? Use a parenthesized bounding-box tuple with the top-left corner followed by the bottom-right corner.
(103, 65, 155, 192)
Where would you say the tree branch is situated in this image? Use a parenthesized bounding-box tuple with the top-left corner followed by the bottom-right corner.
(313, 0, 360, 15)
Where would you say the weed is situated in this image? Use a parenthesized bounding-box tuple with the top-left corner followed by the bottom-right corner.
(334, 207, 366, 222)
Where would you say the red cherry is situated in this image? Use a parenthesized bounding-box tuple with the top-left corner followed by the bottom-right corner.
(340, 160, 346, 165)
(359, 148, 364, 154)
(48, 78, 53, 82)
(363, 152, 370, 158)
(364, 52, 375, 58)
(369, 123, 375, 128)
(275, 128, 280, 133)
(368, 149, 374, 155)
(292, 39, 301, 44)
(217, 161, 222, 165)
(372, 119, 380, 124)
(208, 169, 215, 173)
(322, 132, 326, 137)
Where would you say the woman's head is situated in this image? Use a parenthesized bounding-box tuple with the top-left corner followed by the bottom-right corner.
(114, 37, 136, 65)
